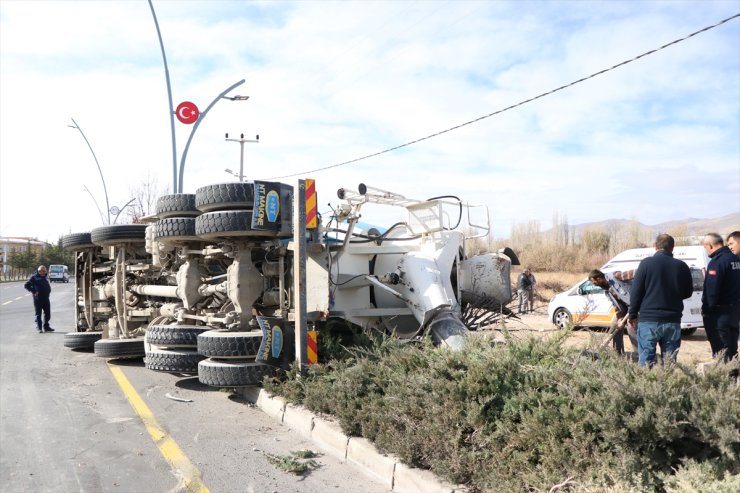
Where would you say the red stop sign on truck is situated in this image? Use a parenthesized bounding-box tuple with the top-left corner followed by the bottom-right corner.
(176, 101, 199, 124)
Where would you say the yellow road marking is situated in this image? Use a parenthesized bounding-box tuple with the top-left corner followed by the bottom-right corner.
(108, 364, 210, 493)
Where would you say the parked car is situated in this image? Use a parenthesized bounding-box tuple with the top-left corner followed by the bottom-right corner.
(547, 246, 709, 336)
(548, 276, 616, 330)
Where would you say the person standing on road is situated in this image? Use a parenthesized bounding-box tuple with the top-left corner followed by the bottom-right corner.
(589, 269, 638, 355)
(726, 231, 740, 256)
(517, 268, 534, 314)
(24, 265, 54, 333)
(701, 233, 740, 362)
(627, 234, 693, 367)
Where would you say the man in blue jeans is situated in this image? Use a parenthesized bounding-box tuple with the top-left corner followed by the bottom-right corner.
(627, 234, 693, 367)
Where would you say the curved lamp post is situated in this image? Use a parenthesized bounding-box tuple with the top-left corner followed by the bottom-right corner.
(148, 1, 249, 193)
(177, 79, 247, 193)
(70, 118, 111, 225)
(148, 0, 177, 193)
(112, 197, 138, 224)
(82, 185, 106, 225)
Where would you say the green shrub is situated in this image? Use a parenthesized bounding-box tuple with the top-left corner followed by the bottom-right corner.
(266, 335, 740, 492)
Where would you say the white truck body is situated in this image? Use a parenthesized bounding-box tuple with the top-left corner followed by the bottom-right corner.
(62, 181, 517, 384)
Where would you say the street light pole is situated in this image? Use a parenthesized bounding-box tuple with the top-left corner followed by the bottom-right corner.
(70, 118, 111, 225)
(113, 197, 138, 224)
(148, 0, 177, 194)
(177, 79, 247, 193)
(225, 133, 259, 182)
(82, 185, 106, 225)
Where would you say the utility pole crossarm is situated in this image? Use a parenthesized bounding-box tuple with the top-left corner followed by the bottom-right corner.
(225, 133, 259, 182)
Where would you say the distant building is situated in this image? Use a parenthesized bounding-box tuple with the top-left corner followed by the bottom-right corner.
(0, 237, 46, 273)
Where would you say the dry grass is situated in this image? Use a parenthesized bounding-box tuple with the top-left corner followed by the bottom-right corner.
(512, 269, 585, 303)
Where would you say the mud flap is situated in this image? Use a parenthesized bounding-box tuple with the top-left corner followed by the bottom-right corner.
(255, 316, 295, 370)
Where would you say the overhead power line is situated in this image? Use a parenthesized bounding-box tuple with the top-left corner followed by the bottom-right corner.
(269, 12, 740, 180)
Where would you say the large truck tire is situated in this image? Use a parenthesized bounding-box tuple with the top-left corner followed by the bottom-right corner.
(94, 338, 145, 359)
(91, 225, 148, 246)
(145, 324, 210, 348)
(62, 232, 95, 250)
(197, 330, 263, 358)
(198, 358, 272, 387)
(156, 193, 199, 218)
(195, 183, 255, 213)
(153, 218, 199, 243)
(63, 331, 103, 350)
(195, 210, 271, 240)
(144, 348, 204, 374)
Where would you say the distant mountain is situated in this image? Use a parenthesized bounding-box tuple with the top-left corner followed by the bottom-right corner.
(651, 213, 740, 236)
(566, 212, 740, 240)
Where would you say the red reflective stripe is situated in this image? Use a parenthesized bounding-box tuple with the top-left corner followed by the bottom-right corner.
(305, 179, 317, 228)
(307, 330, 318, 365)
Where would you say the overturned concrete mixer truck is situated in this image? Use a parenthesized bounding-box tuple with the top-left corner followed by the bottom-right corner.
(61, 181, 518, 386)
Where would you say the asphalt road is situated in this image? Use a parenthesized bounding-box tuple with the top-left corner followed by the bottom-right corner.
(0, 281, 391, 493)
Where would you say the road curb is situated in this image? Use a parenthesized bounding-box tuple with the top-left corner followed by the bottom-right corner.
(240, 387, 466, 493)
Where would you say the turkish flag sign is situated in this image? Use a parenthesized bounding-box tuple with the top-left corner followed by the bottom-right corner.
(176, 101, 199, 124)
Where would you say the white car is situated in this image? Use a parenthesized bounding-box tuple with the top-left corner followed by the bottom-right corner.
(547, 266, 706, 335)
(547, 277, 616, 330)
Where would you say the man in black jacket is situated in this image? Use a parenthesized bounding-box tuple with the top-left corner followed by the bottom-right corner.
(702, 233, 740, 362)
(24, 265, 54, 333)
(627, 234, 693, 367)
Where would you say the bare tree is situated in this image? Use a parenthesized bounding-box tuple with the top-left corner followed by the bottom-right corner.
(121, 172, 168, 223)
(666, 223, 689, 245)
(511, 219, 541, 250)
(551, 211, 569, 246)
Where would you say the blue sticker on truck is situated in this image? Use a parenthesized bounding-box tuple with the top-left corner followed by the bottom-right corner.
(271, 326, 283, 358)
(252, 181, 281, 231)
(256, 316, 294, 369)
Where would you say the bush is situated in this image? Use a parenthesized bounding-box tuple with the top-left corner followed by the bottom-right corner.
(266, 335, 740, 492)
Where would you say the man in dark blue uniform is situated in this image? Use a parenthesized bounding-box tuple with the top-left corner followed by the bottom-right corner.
(24, 265, 54, 333)
(702, 233, 740, 362)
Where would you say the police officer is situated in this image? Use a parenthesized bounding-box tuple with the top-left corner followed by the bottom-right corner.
(24, 265, 54, 333)
(727, 231, 740, 256)
(701, 233, 740, 362)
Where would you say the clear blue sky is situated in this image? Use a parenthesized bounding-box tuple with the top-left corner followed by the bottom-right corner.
(1, 1, 738, 242)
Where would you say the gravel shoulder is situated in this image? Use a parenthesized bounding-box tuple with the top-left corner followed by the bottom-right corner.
(478, 306, 713, 365)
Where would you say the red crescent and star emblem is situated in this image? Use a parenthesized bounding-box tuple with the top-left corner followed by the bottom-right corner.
(176, 101, 200, 124)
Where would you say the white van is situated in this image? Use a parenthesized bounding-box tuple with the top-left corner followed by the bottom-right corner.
(48, 264, 70, 283)
(600, 246, 709, 333)
(548, 246, 708, 335)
